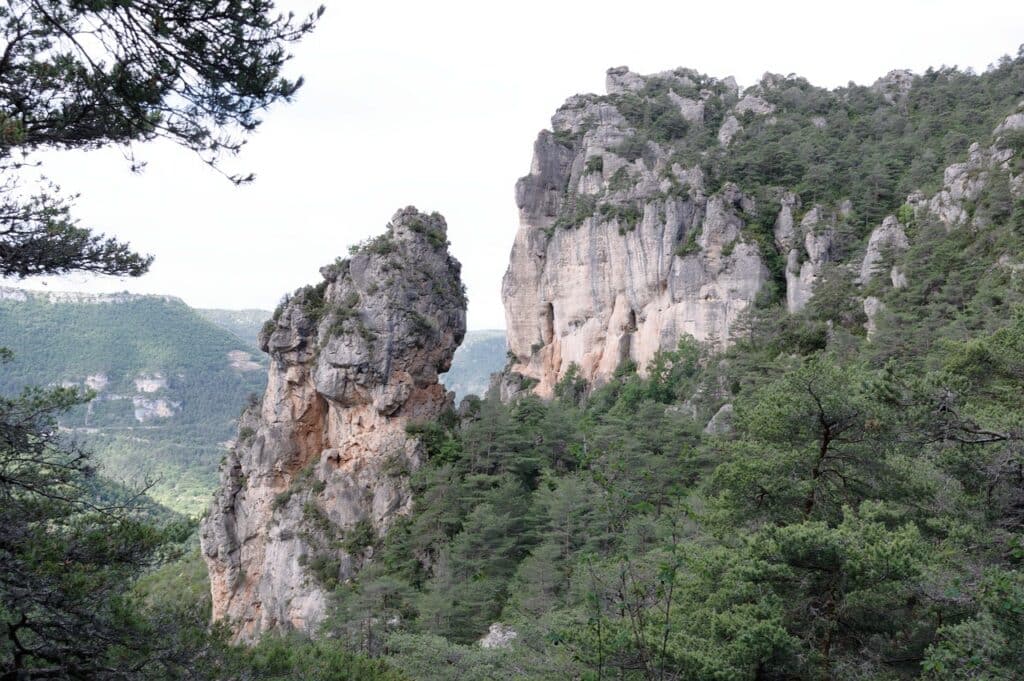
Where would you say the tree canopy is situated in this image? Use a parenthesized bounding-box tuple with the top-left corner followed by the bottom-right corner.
(0, 2, 322, 677)
(0, 0, 323, 279)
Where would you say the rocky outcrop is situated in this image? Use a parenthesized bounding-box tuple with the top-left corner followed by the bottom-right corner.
(704, 403, 734, 435)
(479, 623, 518, 649)
(501, 68, 776, 398)
(872, 69, 914, 106)
(200, 208, 466, 642)
(859, 216, 909, 287)
(778, 204, 839, 313)
(926, 118, 1021, 229)
(863, 296, 884, 338)
(501, 68, 1024, 398)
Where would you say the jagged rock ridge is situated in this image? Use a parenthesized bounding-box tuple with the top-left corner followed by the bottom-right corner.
(200, 207, 466, 641)
(500, 65, 1024, 399)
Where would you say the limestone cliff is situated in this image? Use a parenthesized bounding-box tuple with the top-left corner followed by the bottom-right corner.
(501, 75, 765, 398)
(500, 65, 1024, 399)
(200, 207, 466, 641)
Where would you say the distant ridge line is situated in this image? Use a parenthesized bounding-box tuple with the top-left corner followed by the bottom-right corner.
(0, 286, 184, 306)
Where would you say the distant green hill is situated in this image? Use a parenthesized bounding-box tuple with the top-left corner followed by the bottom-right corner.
(196, 308, 271, 348)
(0, 288, 508, 514)
(0, 288, 268, 514)
(441, 329, 507, 400)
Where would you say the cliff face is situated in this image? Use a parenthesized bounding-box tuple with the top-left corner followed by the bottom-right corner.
(501, 72, 769, 399)
(200, 208, 466, 641)
(501, 65, 1024, 399)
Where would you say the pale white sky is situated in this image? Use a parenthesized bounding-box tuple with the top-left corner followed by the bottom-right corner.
(9, 0, 1023, 329)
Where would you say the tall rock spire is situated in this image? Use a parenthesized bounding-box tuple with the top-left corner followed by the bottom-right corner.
(201, 207, 466, 641)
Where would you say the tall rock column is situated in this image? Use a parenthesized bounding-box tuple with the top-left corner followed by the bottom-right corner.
(200, 207, 466, 642)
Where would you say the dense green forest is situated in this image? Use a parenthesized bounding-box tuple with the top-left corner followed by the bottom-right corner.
(305, 287, 1024, 678)
(5, 40, 1024, 681)
(147, 253, 1024, 678)
(139, 56, 1024, 679)
(0, 293, 267, 513)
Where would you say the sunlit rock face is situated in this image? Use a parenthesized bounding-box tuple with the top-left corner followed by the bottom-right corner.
(201, 207, 466, 642)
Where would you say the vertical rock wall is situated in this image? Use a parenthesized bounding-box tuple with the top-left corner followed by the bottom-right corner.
(500, 67, 1024, 399)
(500, 69, 772, 399)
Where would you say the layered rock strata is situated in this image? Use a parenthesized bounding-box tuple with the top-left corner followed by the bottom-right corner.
(201, 207, 466, 641)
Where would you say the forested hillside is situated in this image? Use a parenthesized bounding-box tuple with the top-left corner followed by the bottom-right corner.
(0, 291, 507, 515)
(4, 41, 1024, 680)
(0, 290, 267, 513)
(196, 308, 272, 348)
(159, 55, 1024, 678)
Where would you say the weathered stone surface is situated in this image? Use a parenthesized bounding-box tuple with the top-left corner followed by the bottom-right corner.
(718, 115, 742, 146)
(734, 93, 774, 116)
(994, 108, 1024, 135)
(201, 208, 466, 642)
(925, 116, 1021, 229)
(872, 69, 914, 105)
(928, 143, 991, 227)
(863, 296, 884, 338)
(704, 403, 734, 435)
(784, 207, 837, 313)
(668, 90, 705, 124)
(500, 67, 1024, 399)
(479, 623, 518, 649)
(606, 66, 645, 95)
(860, 216, 909, 286)
(501, 88, 770, 396)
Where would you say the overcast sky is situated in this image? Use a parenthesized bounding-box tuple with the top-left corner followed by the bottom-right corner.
(8, 0, 1023, 329)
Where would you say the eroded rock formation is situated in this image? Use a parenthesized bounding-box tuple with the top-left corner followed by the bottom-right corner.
(500, 66, 1024, 399)
(200, 207, 466, 641)
(501, 69, 777, 398)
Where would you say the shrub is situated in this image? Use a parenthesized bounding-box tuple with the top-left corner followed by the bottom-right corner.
(598, 202, 643, 233)
(675, 228, 701, 257)
(271, 488, 294, 511)
(896, 203, 915, 226)
(328, 291, 362, 336)
(350, 233, 397, 256)
(342, 518, 377, 555)
(608, 166, 634, 192)
(296, 281, 328, 323)
(407, 218, 448, 249)
(615, 134, 648, 162)
(307, 554, 342, 589)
